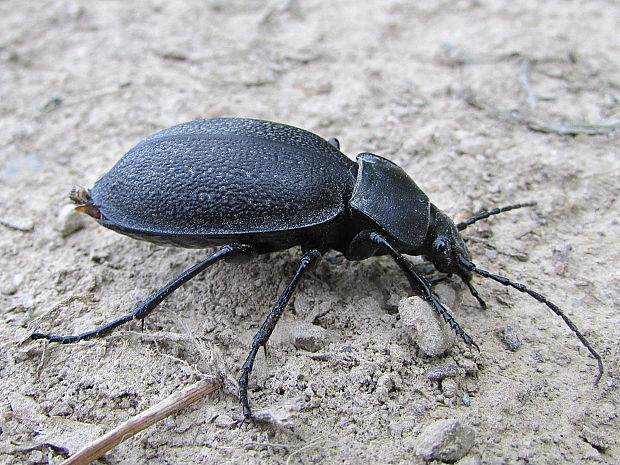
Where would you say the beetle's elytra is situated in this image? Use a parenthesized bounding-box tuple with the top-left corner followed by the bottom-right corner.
(32, 118, 603, 418)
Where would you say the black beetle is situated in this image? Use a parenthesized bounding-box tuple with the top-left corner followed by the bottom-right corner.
(32, 118, 603, 418)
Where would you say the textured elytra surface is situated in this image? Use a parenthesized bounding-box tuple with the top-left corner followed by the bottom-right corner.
(92, 118, 355, 236)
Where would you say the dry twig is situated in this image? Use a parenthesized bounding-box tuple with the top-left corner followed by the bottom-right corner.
(466, 93, 620, 135)
(439, 46, 620, 135)
(59, 378, 220, 465)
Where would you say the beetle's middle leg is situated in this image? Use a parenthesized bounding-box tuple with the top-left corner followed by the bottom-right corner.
(31, 243, 256, 344)
(238, 248, 322, 419)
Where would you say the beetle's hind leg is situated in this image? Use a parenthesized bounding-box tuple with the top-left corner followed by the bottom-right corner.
(31, 243, 256, 344)
(238, 249, 321, 420)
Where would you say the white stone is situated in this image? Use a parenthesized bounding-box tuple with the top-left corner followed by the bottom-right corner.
(410, 419, 475, 463)
(399, 296, 456, 356)
(56, 204, 87, 237)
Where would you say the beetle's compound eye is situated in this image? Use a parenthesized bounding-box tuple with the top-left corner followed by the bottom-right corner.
(433, 237, 451, 256)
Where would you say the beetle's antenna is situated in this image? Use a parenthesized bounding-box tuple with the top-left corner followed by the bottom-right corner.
(457, 202, 537, 231)
(457, 254, 603, 384)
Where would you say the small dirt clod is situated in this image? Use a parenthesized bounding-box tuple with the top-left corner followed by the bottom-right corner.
(399, 296, 456, 356)
(427, 365, 460, 381)
(289, 322, 329, 352)
(410, 418, 475, 463)
(499, 326, 522, 351)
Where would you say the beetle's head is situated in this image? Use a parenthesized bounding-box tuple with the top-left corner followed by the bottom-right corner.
(424, 204, 471, 278)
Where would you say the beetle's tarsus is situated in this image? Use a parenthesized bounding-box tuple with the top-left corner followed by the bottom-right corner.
(30, 313, 133, 343)
(231, 414, 255, 428)
(468, 340, 481, 354)
(238, 347, 259, 419)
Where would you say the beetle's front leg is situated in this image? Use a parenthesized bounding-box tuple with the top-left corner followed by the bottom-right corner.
(358, 231, 478, 348)
(238, 249, 321, 419)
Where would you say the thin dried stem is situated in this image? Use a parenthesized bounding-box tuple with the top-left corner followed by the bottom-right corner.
(60, 378, 220, 465)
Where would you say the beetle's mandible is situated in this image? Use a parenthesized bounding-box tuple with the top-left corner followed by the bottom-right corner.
(32, 118, 603, 418)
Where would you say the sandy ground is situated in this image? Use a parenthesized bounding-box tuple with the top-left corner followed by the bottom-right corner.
(1, 1, 619, 464)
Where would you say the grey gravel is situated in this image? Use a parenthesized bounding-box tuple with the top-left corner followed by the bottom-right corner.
(499, 326, 521, 351)
(410, 418, 475, 463)
(399, 296, 456, 356)
(289, 322, 329, 352)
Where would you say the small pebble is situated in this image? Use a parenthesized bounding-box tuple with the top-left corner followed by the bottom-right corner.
(252, 398, 301, 426)
(56, 204, 87, 237)
(410, 419, 475, 463)
(375, 373, 395, 402)
(531, 352, 544, 363)
(499, 326, 521, 351)
(427, 365, 459, 381)
(441, 379, 458, 398)
(289, 322, 328, 352)
(457, 358, 479, 374)
(399, 296, 456, 356)
(214, 414, 236, 428)
(1, 274, 23, 296)
(28, 450, 44, 464)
